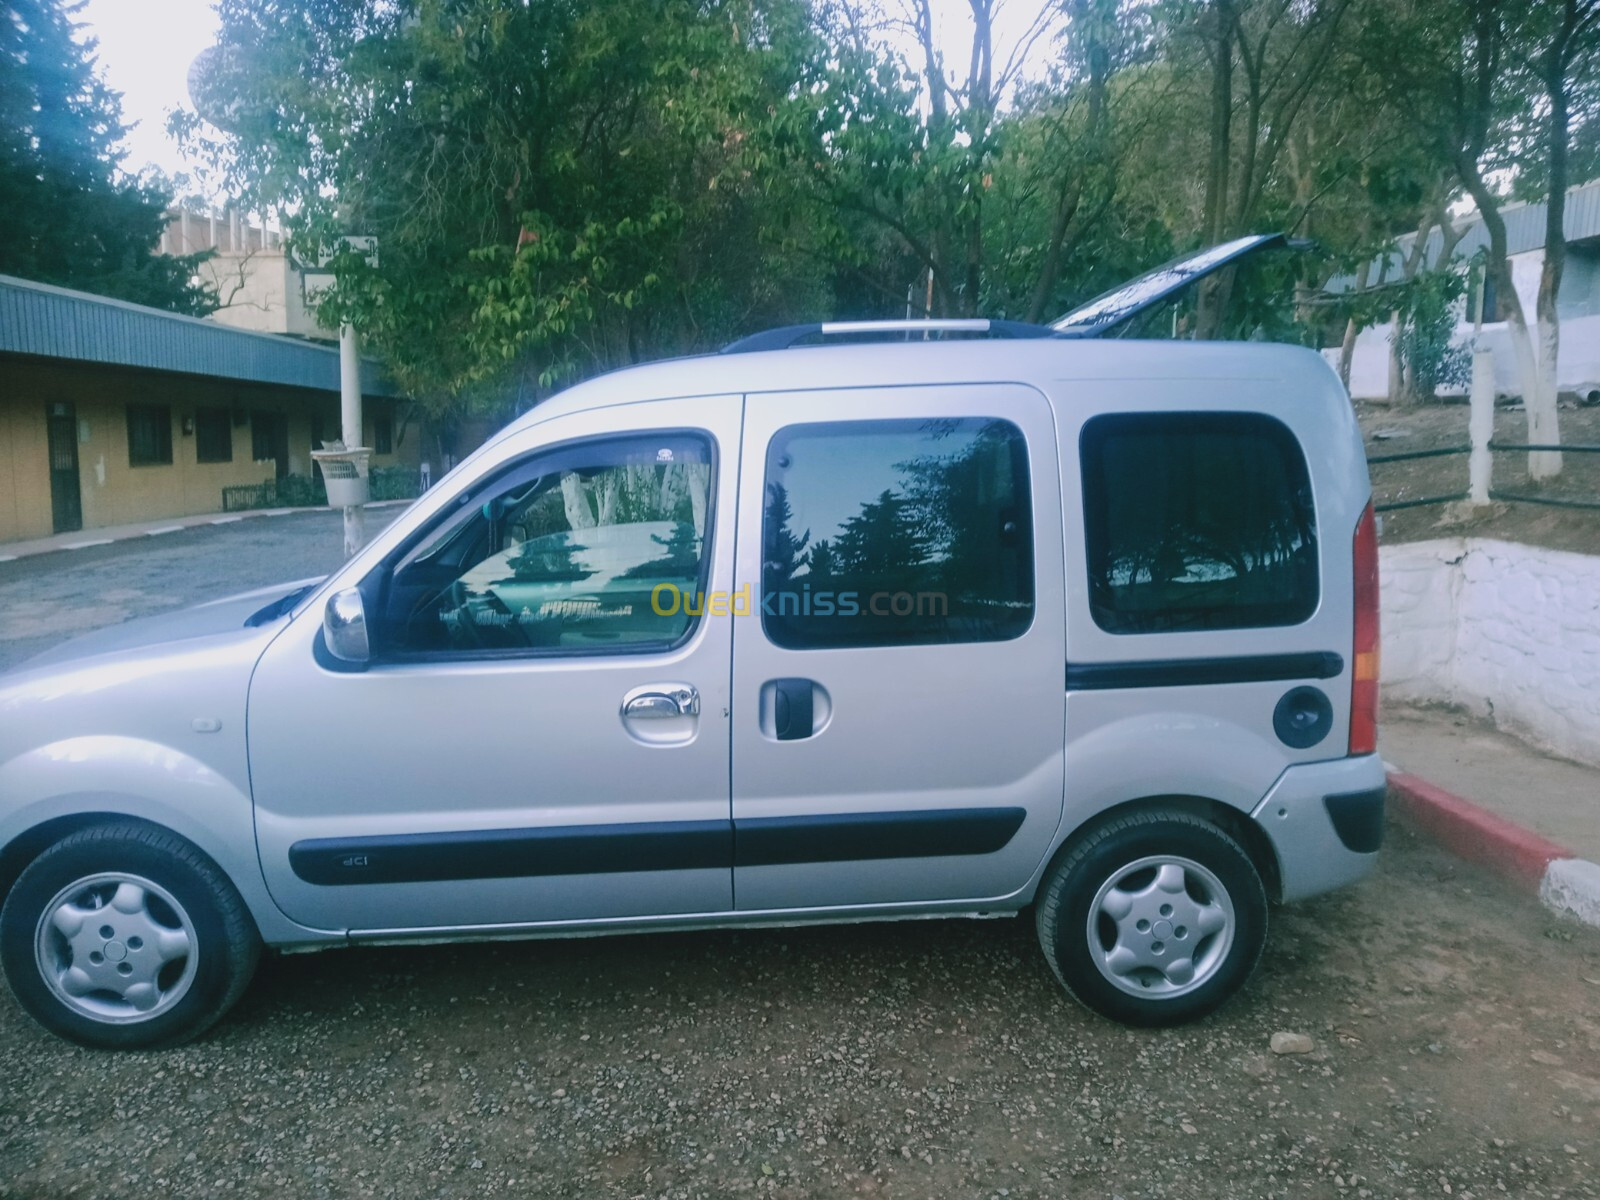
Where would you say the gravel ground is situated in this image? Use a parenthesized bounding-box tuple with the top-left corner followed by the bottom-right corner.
(2, 509, 1599, 1199)
(1, 824, 1598, 1199)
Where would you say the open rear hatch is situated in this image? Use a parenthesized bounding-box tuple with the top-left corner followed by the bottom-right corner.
(1050, 233, 1291, 337)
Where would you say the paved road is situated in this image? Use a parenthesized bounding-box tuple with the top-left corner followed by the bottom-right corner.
(0, 515, 1598, 1199)
(0, 509, 399, 673)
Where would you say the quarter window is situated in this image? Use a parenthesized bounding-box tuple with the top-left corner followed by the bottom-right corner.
(381, 434, 713, 655)
(1080, 412, 1318, 634)
(126, 404, 173, 467)
(762, 418, 1033, 650)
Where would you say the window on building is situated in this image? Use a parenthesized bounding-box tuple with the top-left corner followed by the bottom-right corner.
(195, 408, 233, 463)
(761, 418, 1034, 650)
(374, 414, 393, 456)
(381, 434, 714, 656)
(126, 405, 173, 467)
(1080, 412, 1318, 634)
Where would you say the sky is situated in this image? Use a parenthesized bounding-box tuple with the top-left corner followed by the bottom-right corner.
(78, 0, 1060, 187)
(80, 0, 220, 183)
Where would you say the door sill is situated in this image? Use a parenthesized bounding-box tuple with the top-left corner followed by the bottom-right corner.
(331, 896, 1028, 949)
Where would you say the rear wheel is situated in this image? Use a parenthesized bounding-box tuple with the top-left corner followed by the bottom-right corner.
(0, 822, 259, 1049)
(1035, 809, 1267, 1026)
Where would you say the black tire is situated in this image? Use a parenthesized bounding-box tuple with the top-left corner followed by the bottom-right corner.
(0, 822, 260, 1049)
(1035, 808, 1267, 1027)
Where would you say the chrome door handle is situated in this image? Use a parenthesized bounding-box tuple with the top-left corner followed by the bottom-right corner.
(622, 684, 700, 719)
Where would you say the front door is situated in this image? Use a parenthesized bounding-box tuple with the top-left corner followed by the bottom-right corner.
(248, 396, 740, 934)
(252, 411, 289, 481)
(730, 386, 1067, 912)
(45, 402, 82, 534)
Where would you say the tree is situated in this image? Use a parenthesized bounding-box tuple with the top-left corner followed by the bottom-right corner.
(1366, 0, 1588, 477)
(981, 0, 1170, 324)
(762, 481, 810, 585)
(1527, 0, 1600, 478)
(0, 0, 214, 312)
(1166, 0, 1355, 337)
(806, 0, 1064, 317)
(181, 0, 829, 416)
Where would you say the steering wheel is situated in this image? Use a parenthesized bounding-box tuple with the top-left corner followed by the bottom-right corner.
(442, 580, 518, 650)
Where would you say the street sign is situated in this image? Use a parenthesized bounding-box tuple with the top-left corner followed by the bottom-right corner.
(294, 236, 379, 305)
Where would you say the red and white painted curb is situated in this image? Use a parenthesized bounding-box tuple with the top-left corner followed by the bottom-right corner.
(1387, 770, 1600, 929)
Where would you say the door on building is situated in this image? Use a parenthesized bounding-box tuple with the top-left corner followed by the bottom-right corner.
(252, 411, 290, 481)
(45, 402, 82, 534)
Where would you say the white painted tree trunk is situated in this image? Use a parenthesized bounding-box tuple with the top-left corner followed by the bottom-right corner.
(561, 474, 596, 529)
(1469, 348, 1495, 505)
(1531, 306, 1564, 480)
(1495, 292, 1551, 479)
(1386, 309, 1404, 403)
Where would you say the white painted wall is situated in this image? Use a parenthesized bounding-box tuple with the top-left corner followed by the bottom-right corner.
(1330, 247, 1600, 402)
(1381, 537, 1600, 766)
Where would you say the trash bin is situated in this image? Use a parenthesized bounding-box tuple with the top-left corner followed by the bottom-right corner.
(310, 447, 373, 507)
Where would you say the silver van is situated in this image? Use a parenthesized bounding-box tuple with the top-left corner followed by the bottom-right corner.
(0, 240, 1385, 1048)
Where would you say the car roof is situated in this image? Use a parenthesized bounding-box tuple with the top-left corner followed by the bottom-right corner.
(503, 337, 1335, 436)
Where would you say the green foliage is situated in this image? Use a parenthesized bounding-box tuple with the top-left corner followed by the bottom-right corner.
(368, 465, 422, 502)
(271, 473, 327, 508)
(0, 0, 215, 312)
(174, 0, 1595, 418)
(181, 0, 830, 416)
(1391, 270, 1471, 400)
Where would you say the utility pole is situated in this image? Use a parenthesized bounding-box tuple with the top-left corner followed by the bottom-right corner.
(338, 324, 366, 556)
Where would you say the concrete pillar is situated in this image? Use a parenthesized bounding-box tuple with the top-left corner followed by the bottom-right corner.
(1469, 347, 1495, 506)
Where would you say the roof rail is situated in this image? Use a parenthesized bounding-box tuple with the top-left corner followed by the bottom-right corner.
(720, 318, 1057, 354)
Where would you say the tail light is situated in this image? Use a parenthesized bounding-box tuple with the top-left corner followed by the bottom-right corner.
(1349, 501, 1380, 755)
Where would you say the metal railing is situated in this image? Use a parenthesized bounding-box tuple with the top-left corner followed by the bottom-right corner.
(1487, 442, 1600, 510)
(1369, 437, 1600, 515)
(1366, 444, 1472, 513)
(221, 482, 276, 512)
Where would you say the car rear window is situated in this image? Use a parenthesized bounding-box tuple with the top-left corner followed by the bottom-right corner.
(1080, 412, 1318, 634)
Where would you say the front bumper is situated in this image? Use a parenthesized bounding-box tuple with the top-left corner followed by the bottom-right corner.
(1251, 753, 1386, 902)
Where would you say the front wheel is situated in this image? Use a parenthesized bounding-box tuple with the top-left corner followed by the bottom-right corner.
(1, 822, 260, 1049)
(1035, 809, 1267, 1027)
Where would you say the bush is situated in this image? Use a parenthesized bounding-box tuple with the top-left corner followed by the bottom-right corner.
(368, 465, 422, 501)
(1392, 271, 1471, 401)
(273, 473, 327, 507)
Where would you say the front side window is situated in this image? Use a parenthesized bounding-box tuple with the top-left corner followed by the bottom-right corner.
(1080, 412, 1318, 634)
(380, 434, 712, 655)
(762, 417, 1033, 650)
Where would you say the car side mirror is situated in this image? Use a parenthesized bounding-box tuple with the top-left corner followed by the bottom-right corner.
(324, 587, 370, 664)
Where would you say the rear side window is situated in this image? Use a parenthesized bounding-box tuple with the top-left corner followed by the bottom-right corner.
(1080, 413, 1317, 634)
(762, 417, 1033, 649)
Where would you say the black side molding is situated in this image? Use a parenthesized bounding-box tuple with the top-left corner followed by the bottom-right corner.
(290, 820, 730, 886)
(1066, 651, 1343, 691)
(290, 808, 1029, 886)
(1324, 787, 1385, 854)
(734, 808, 1026, 867)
